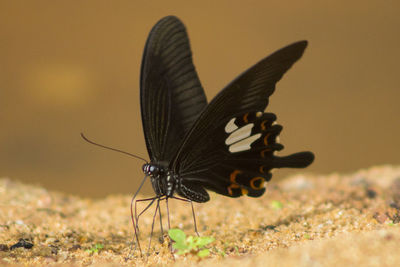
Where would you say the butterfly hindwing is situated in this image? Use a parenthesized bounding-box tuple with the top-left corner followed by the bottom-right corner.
(172, 41, 314, 202)
(140, 16, 207, 162)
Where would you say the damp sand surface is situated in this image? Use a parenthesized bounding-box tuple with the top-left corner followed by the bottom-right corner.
(1, 166, 400, 266)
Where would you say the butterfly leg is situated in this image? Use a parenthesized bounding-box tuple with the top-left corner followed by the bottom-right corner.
(147, 198, 161, 254)
(166, 197, 171, 229)
(128, 203, 141, 258)
(158, 201, 165, 243)
(190, 200, 199, 236)
(136, 198, 157, 220)
(171, 196, 200, 236)
(133, 197, 157, 256)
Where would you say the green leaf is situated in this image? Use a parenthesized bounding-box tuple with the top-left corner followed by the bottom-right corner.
(173, 242, 188, 251)
(196, 236, 215, 248)
(168, 229, 215, 258)
(169, 229, 186, 243)
(197, 249, 210, 258)
(95, 244, 104, 249)
(186, 236, 195, 250)
(85, 243, 104, 254)
(186, 235, 194, 243)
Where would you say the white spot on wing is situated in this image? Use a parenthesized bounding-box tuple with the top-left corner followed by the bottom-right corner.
(229, 133, 262, 153)
(224, 118, 238, 133)
(225, 123, 254, 145)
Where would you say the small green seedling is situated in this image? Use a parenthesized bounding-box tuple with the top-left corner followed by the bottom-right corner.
(168, 229, 214, 258)
(85, 243, 104, 254)
(270, 200, 283, 210)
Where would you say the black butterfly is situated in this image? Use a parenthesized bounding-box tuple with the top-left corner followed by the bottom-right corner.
(83, 15, 314, 253)
(140, 16, 314, 205)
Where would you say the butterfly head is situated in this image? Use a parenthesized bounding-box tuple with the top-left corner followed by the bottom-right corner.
(142, 163, 163, 177)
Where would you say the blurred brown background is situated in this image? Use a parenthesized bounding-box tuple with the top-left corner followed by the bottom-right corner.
(0, 1, 399, 197)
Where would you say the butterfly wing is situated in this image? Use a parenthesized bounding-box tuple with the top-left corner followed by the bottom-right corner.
(141, 16, 207, 162)
(172, 41, 314, 202)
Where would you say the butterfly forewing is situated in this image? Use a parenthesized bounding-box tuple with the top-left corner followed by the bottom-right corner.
(140, 16, 207, 162)
(172, 41, 314, 201)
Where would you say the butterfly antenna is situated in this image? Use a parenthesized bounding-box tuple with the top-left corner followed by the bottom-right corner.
(81, 133, 148, 163)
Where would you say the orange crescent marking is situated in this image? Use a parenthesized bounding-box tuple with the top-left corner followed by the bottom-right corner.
(260, 148, 271, 158)
(263, 133, 271, 145)
(250, 177, 265, 190)
(227, 184, 240, 196)
(261, 120, 268, 131)
(243, 113, 249, 123)
(230, 170, 242, 183)
(229, 170, 245, 196)
(259, 165, 265, 174)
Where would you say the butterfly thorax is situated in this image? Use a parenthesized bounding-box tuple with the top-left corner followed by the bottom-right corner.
(142, 163, 176, 197)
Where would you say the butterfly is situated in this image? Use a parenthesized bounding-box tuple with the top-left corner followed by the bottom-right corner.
(80, 15, 315, 254)
(140, 16, 314, 206)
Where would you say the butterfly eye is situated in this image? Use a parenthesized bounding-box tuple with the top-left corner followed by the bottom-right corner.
(142, 164, 159, 176)
(150, 166, 157, 174)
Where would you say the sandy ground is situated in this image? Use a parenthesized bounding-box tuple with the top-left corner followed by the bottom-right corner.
(1, 165, 400, 266)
